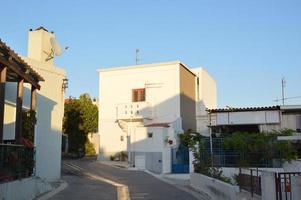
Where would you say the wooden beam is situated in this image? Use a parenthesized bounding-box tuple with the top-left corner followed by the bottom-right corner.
(30, 86, 37, 111)
(15, 79, 24, 144)
(0, 66, 7, 142)
(0, 56, 40, 89)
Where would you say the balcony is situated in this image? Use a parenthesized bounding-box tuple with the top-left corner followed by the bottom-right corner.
(116, 102, 153, 120)
(0, 144, 35, 183)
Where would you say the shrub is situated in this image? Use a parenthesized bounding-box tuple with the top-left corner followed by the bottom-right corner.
(85, 140, 96, 156)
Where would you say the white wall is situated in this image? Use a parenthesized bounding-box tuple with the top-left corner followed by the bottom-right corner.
(22, 56, 66, 181)
(0, 177, 52, 200)
(3, 57, 65, 181)
(216, 110, 280, 125)
(191, 68, 217, 135)
(131, 127, 167, 152)
(98, 62, 182, 158)
(190, 173, 239, 200)
(3, 83, 17, 140)
(282, 114, 301, 131)
(99, 62, 181, 122)
(98, 62, 217, 158)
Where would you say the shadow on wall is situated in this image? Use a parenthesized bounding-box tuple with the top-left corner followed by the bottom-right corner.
(99, 91, 203, 173)
(4, 83, 63, 180)
(4, 84, 57, 141)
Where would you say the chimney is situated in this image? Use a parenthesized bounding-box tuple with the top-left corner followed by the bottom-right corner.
(27, 26, 55, 65)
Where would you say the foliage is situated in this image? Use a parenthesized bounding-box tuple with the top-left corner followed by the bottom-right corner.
(179, 130, 230, 183)
(178, 129, 298, 184)
(85, 140, 96, 156)
(110, 151, 128, 161)
(78, 94, 98, 133)
(22, 110, 37, 142)
(63, 93, 98, 156)
(223, 131, 298, 162)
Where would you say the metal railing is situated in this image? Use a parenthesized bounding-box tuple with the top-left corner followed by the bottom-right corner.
(200, 149, 280, 168)
(0, 144, 35, 183)
(116, 102, 153, 120)
(238, 168, 262, 197)
(275, 172, 301, 200)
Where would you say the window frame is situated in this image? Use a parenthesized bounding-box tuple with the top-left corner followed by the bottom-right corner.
(132, 88, 146, 102)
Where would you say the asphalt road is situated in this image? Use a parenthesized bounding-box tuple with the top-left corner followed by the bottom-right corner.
(50, 158, 199, 200)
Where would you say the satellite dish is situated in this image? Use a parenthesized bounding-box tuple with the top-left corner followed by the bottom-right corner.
(50, 37, 62, 56)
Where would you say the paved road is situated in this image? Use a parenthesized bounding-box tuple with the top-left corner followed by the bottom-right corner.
(50, 158, 199, 200)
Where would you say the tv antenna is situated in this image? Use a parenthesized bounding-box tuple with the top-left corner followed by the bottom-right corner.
(281, 78, 286, 105)
(274, 78, 301, 104)
(45, 37, 68, 61)
(135, 49, 140, 65)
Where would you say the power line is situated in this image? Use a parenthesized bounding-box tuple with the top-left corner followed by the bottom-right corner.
(274, 95, 301, 102)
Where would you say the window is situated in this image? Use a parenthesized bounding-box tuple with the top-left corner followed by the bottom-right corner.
(120, 135, 124, 141)
(132, 88, 145, 102)
(147, 132, 153, 138)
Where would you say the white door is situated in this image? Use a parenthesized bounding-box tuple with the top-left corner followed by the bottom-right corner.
(135, 155, 146, 169)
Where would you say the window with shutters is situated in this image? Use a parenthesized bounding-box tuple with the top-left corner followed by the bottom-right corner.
(132, 88, 145, 102)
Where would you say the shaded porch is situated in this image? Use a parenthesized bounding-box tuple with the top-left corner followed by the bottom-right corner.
(0, 39, 44, 182)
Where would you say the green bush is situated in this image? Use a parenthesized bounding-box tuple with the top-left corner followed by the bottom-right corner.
(178, 129, 299, 184)
(22, 110, 37, 142)
(85, 140, 96, 156)
(223, 131, 298, 162)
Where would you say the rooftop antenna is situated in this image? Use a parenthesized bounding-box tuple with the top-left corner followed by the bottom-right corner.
(45, 37, 68, 61)
(281, 77, 286, 105)
(135, 49, 140, 65)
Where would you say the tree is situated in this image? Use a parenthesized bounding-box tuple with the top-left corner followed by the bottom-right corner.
(63, 93, 98, 156)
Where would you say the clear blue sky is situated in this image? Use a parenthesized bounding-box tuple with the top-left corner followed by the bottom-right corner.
(1, 0, 300, 107)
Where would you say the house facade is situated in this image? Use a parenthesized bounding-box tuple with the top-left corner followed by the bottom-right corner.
(98, 61, 216, 173)
(1, 27, 66, 199)
(206, 105, 301, 135)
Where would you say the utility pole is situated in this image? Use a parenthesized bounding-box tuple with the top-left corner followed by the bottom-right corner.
(135, 49, 140, 65)
(281, 78, 286, 106)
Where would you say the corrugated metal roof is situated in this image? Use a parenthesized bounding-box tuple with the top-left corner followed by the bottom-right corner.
(207, 106, 280, 113)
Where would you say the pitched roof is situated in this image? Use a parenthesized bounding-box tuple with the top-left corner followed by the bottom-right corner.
(0, 39, 44, 89)
(35, 26, 49, 32)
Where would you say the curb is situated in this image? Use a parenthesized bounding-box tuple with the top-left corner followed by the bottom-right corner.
(36, 181, 68, 200)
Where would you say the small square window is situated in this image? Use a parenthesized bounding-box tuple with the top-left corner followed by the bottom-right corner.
(147, 132, 153, 138)
(120, 136, 124, 141)
(132, 88, 146, 102)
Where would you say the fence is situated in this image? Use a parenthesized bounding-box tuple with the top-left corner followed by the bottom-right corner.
(275, 172, 301, 200)
(238, 168, 262, 197)
(199, 137, 281, 168)
(0, 144, 35, 183)
(199, 149, 278, 168)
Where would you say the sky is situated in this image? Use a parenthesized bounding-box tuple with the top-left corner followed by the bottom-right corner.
(1, 0, 300, 107)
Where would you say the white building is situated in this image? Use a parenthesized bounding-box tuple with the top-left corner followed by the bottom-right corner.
(1, 27, 67, 199)
(98, 61, 216, 173)
(207, 105, 301, 135)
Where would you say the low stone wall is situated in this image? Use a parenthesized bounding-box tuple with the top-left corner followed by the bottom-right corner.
(190, 173, 240, 200)
(0, 177, 52, 200)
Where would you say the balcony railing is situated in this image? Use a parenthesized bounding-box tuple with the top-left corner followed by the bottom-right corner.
(116, 102, 153, 120)
(0, 144, 35, 183)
